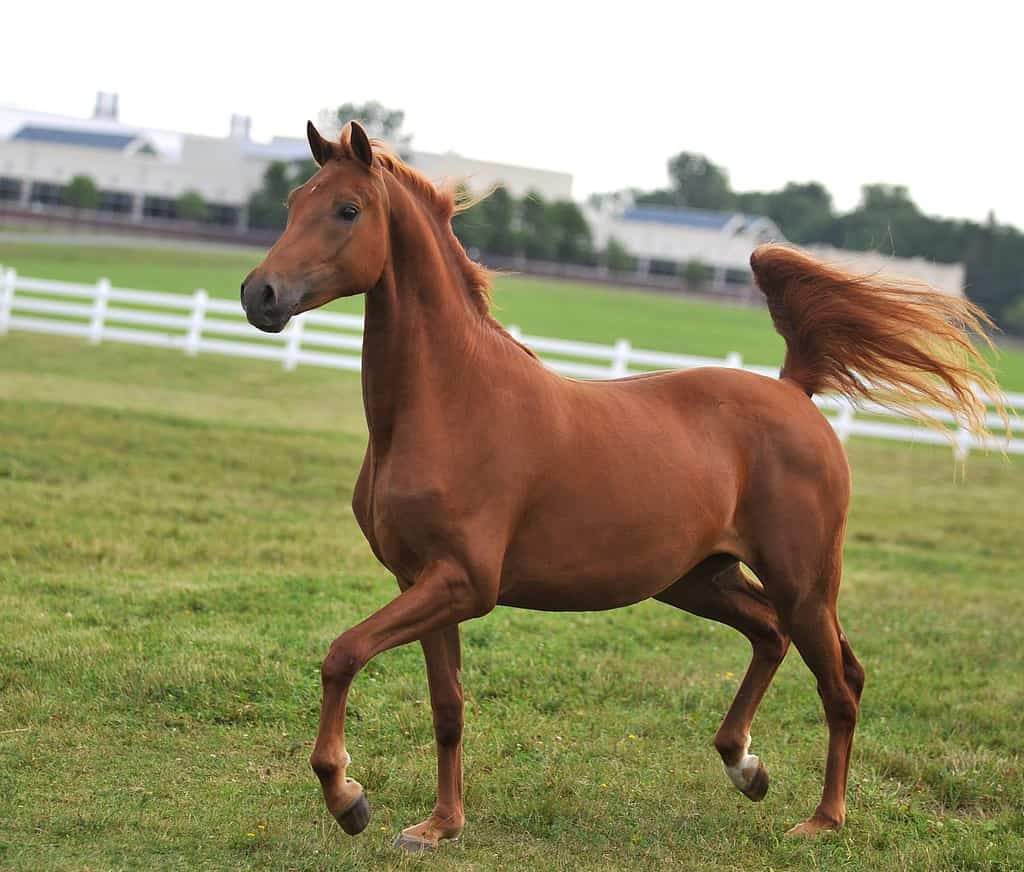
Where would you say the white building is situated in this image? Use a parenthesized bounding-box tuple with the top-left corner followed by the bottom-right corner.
(585, 200, 783, 286)
(585, 200, 964, 296)
(803, 244, 964, 297)
(0, 93, 573, 231)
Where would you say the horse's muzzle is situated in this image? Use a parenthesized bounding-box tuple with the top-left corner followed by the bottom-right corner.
(241, 272, 291, 333)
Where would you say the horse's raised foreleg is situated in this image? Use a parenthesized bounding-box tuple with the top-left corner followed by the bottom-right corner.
(393, 625, 465, 852)
(656, 558, 789, 800)
(309, 559, 492, 838)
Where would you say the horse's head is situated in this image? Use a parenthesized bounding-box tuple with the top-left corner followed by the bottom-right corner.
(241, 121, 389, 332)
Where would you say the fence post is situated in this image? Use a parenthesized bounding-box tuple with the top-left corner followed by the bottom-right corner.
(954, 425, 971, 461)
(612, 338, 631, 378)
(0, 266, 13, 335)
(185, 288, 208, 356)
(725, 351, 743, 369)
(283, 314, 305, 371)
(89, 277, 110, 345)
(835, 398, 855, 443)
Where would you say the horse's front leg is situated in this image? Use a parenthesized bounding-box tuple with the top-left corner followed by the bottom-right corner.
(309, 559, 492, 837)
(394, 625, 465, 852)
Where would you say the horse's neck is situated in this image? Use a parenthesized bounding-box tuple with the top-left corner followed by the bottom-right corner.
(360, 195, 494, 450)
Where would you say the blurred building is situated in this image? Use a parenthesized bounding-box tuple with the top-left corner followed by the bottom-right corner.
(585, 200, 964, 296)
(802, 244, 964, 297)
(585, 201, 781, 288)
(0, 92, 573, 232)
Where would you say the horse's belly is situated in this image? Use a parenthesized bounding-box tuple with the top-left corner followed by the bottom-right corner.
(496, 509, 715, 612)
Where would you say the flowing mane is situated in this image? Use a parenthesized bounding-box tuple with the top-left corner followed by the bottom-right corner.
(336, 137, 499, 319)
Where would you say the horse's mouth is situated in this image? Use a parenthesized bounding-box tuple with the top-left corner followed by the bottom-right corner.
(247, 313, 290, 334)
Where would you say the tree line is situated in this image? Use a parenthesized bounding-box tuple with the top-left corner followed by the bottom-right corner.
(628, 153, 1024, 332)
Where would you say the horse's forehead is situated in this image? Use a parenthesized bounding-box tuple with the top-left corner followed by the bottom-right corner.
(309, 162, 377, 198)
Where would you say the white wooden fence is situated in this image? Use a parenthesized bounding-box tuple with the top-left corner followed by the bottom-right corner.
(2, 265, 1021, 457)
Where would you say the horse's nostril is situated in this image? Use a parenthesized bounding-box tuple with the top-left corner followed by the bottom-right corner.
(240, 282, 246, 305)
(261, 284, 276, 308)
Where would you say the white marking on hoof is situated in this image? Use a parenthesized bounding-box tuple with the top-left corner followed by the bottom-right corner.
(725, 754, 761, 790)
(343, 751, 351, 768)
(723, 734, 760, 791)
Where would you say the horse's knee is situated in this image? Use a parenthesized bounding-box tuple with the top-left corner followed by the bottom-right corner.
(322, 632, 370, 686)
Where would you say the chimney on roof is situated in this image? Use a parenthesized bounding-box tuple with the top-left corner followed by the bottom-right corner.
(93, 91, 119, 121)
(229, 114, 252, 141)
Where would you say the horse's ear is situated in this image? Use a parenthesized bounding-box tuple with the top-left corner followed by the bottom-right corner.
(306, 121, 334, 166)
(348, 121, 374, 168)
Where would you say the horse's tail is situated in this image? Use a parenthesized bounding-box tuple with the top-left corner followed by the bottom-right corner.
(749, 243, 1006, 440)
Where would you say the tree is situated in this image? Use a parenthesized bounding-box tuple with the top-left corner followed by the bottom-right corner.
(63, 175, 98, 210)
(667, 152, 734, 211)
(602, 237, 635, 272)
(177, 190, 209, 222)
(756, 182, 834, 244)
(547, 200, 594, 264)
(247, 161, 317, 231)
(683, 259, 714, 288)
(519, 191, 556, 260)
(1002, 296, 1024, 335)
(322, 101, 413, 159)
(291, 159, 319, 187)
(479, 187, 518, 255)
(834, 184, 922, 253)
(451, 185, 490, 253)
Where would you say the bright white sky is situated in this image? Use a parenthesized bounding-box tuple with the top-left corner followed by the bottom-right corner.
(3, 1, 1022, 226)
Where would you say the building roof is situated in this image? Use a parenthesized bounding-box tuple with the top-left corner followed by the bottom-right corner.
(622, 205, 774, 236)
(12, 125, 142, 151)
(623, 205, 735, 230)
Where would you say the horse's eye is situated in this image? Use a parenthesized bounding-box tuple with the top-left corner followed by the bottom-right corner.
(337, 204, 359, 222)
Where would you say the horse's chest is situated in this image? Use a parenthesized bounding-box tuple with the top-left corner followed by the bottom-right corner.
(354, 455, 454, 576)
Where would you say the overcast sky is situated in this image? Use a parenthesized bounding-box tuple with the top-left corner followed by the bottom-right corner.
(3, 1, 1021, 226)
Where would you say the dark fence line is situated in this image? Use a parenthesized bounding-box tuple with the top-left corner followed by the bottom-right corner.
(0, 203, 763, 305)
(473, 253, 761, 304)
(0, 204, 279, 247)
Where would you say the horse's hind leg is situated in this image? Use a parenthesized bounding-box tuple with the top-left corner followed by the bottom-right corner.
(755, 543, 864, 836)
(656, 557, 790, 800)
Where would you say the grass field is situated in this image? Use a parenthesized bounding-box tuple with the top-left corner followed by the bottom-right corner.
(2, 240, 1023, 870)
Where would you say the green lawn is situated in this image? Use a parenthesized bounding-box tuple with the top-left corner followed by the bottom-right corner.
(1, 329, 1022, 871)
(3, 238, 1022, 388)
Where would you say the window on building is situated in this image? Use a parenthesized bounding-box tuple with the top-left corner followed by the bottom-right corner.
(0, 177, 22, 202)
(142, 196, 177, 219)
(649, 259, 679, 277)
(30, 182, 65, 206)
(205, 203, 239, 227)
(98, 190, 134, 214)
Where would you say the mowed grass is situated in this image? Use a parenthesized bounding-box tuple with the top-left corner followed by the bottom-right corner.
(1, 330, 1023, 872)
(3, 237, 1024, 388)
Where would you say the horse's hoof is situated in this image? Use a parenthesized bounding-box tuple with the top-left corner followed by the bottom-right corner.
(393, 832, 437, 853)
(741, 761, 770, 802)
(334, 792, 371, 835)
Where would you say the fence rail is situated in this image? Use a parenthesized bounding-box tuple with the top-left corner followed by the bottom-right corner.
(2, 265, 1021, 456)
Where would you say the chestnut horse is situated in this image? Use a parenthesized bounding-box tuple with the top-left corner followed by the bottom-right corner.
(241, 121, 1002, 851)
